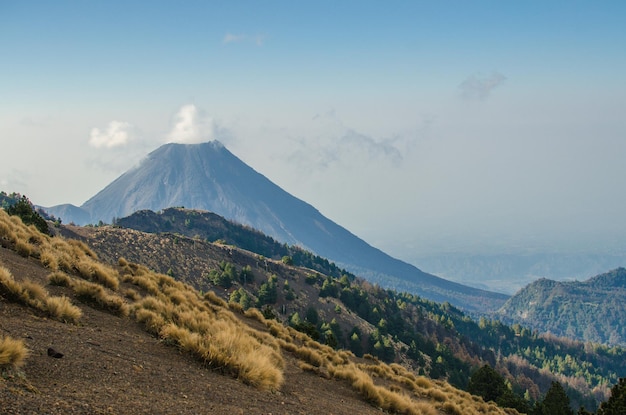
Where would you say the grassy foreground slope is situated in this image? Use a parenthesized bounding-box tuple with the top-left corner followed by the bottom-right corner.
(0, 209, 513, 414)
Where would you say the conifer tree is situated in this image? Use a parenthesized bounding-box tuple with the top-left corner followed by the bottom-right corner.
(538, 381, 573, 415)
(597, 378, 626, 415)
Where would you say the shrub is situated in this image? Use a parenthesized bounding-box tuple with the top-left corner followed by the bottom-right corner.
(305, 274, 318, 285)
(0, 336, 29, 368)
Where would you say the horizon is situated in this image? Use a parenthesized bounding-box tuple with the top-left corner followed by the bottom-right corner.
(2, 1, 626, 270)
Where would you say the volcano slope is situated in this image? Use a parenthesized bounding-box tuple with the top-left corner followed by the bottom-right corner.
(0, 210, 513, 415)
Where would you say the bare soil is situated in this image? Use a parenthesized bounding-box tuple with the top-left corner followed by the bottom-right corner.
(0, 246, 384, 415)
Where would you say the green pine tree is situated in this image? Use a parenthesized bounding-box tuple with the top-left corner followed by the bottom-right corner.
(597, 378, 626, 415)
(538, 381, 573, 415)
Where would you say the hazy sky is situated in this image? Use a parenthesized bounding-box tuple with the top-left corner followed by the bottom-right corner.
(2, 1, 626, 259)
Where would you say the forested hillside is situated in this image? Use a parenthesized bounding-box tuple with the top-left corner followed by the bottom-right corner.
(498, 268, 626, 346)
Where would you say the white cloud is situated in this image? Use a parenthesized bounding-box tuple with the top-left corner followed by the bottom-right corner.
(459, 72, 506, 100)
(223, 33, 246, 44)
(223, 33, 267, 46)
(167, 104, 216, 144)
(89, 121, 135, 148)
(281, 111, 423, 176)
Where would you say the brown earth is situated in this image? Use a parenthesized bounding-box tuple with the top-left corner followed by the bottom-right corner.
(0, 245, 386, 415)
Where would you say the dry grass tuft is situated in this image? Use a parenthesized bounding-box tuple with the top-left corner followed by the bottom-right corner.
(297, 361, 319, 373)
(20, 279, 48, 306)
(0, 219, 12, 239)
(122, 288, 141, 301)
(72, 279, 129, 316)
(413, 402, 439, 415)
(47, 271, 72, 287)
(75, 259, 120, 290)
(127, 274, 160, 296)
(426, 387, 447, 402)
(1, 265, 82, 324)
(414, 375, 434, 390)
(135, 308, 167, 335)
(442, 401, 464, 415)
(293, 346, 324, 367)
(228, 301, 244, 313)
(15, 240, 33, 257)
(45, 296, 82, 323)
(67, 239, 97, 259)
(0, 266, 25, 302)
(243, 307, 266, 324)
(203, 290, 228, 308)
(0, 336, 29, 369)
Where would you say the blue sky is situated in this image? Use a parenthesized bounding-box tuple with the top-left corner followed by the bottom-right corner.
(2, 1, 626, 261)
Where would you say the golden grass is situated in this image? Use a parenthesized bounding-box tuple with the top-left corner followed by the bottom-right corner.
(228, 301, 244, 313)
(15, 239, 32, 257)
(67, 239, 97, 259)
(126, 268, 285, 391)
(1, 265, 83, 324)
(442, 401, 464, 415)
(203, 290, 228, 308)
(127, 274, 160, 296)
(135, 308, 167, 335)
(45, 295, 82, 323)
(0, 336, 29, 369)
(72, 279, 129, 317)
(74, 259, 120, 290)
(47, 271, 72, 287)
(0, 265, 25, 302)
(327, 362, 442, 415)
(122, 288, 141, 301)
(426, 387, 447, 402)
(293, 346, 324, 367)
(243, 307, 266, 323)
(0, 220, 12, 239)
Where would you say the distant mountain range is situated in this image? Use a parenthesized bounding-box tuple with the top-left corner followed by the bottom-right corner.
(44, 141, 507, 312)
(497, 267, 626, 346)
(409, 252, 626, 295)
